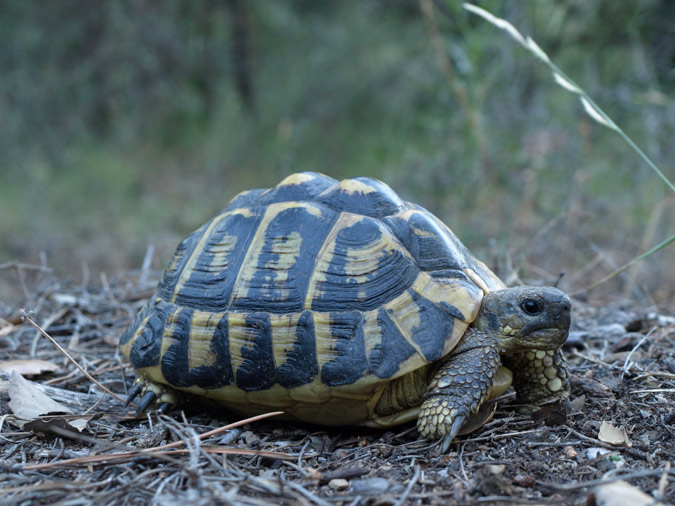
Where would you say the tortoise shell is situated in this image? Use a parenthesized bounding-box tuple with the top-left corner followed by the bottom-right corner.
(119, 172, 505, 426)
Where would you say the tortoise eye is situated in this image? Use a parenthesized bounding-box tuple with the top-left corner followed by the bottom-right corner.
(520, 299, 542, 315)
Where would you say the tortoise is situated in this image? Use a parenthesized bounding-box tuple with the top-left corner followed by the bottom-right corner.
(120, 172, 571, 449)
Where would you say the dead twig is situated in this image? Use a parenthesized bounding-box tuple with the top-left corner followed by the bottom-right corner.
(21, 311, 125, 402)
(0, 262, 53, 273)
(394, 465, 421, 506)
(539, 467, 675, 491)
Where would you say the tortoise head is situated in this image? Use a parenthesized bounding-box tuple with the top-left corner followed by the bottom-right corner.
(473, 286, 571, 352)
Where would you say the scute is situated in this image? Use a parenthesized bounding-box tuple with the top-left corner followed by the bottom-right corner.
(317, 177, 405, 218)
(258, 172, 338, 205)
(229, 202, 338, 313)
(309, 215, 419, 312)
(384, 208, 469, 275)
(157, 223, 209, 302)
(169, 208, 264, 312)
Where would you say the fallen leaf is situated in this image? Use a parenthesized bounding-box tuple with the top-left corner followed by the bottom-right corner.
(0, 318, 17, 338)
(598, 421, 632, 448)
(0, 359, 59, 376)
(24, 417, 89, 437)
(570, 394, 586, 412)
(328, 479, 349, 491)
(592, 480, 660, 506)
(8, 371, 72, 425)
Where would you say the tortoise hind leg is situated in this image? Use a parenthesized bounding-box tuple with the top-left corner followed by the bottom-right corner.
(417, 329, 501, 450)
(125, 376, 182, 416)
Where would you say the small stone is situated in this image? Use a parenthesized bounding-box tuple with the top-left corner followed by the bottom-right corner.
(328, 479, 349, 491)
(564, 446, 578, 458)
(488, 464, 506, 475)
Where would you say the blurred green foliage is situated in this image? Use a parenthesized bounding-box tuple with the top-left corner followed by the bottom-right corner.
(0, 0, 673, 305)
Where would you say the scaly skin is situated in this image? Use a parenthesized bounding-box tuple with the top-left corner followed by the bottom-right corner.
(502, 348, 569, 411)
(415, 286, 571, 449)
(417, 329, 500, 443)
(127, 285, 571, 450)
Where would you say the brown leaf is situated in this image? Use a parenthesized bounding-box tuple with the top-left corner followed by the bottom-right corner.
(7, 371, 72, 425)
(24, 417, 88, 438)
(592, 480, 659, 506)
(598, 421, 632, 448)
(0, 359, 59, 376)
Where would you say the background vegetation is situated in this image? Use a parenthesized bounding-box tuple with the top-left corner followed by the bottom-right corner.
(1, 0, 673, 307)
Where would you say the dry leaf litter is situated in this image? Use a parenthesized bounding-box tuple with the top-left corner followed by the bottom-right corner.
(0, 265, 673, 505)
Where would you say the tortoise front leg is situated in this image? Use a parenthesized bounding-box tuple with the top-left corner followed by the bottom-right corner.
(417, 329, 502, 451)
(501, 348, 569, 412)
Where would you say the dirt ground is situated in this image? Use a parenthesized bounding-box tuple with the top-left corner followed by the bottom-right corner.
(0, 266, 673, 505)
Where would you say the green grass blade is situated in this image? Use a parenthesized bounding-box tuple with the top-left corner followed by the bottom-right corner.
(462, 2, 675, 194)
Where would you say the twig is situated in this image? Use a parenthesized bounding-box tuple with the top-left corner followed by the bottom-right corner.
(30, 307, 68, 357)
(394, 465, 421, 506)
(622, 328, 654, 373)
(571, 351, 623, 370)
(657, 462, 671, 501)
(476, 497, 542, 504)
(21, 311, 125, 403)
(630, 388, 675, 394)
(22, 446, 301, 471)
(21, 411, 289, 471)
(460, 428, 541, 443)
(565, 427, 649, 461)
(458, 442, 469, 481)
(284, 481, 332, 506)
(525, 440, 582, 449)
(0, 262, 53, 273)
(149, 411, 285, 452)
(138, 244, 155, 286)
(539, 468, 675, 491)
(634, 371, 675, 380)
(577, 233, 675, 294)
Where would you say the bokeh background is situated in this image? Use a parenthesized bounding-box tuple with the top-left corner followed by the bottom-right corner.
(1, 0, 673, 308)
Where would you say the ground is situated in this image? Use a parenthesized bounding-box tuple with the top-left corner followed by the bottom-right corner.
(0, 266, 673, 505)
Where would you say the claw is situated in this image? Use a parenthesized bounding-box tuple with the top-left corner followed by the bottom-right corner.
(135, 391, 158, 416)
(125, 383, 143, 407)
(440, 415, 467, 453)
(158, 402, 173, 414)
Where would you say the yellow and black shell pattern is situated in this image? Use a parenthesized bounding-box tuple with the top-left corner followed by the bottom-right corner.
(119, 172, 505, 426)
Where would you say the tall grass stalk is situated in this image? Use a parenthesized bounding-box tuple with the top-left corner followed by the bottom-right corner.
(462, 2, 674, 290)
